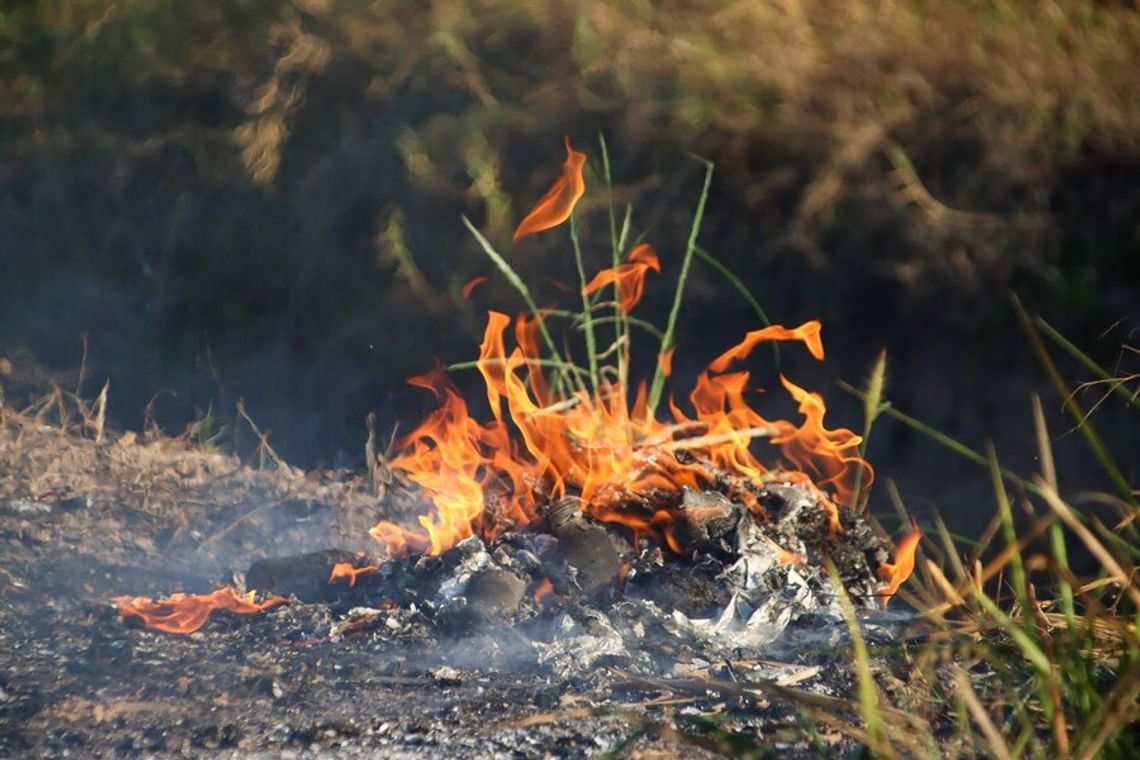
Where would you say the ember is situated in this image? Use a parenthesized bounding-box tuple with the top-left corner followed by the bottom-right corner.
(328, 561, 379, 588)
(878, 524, 923, 601)
(114, 588, 287, 634)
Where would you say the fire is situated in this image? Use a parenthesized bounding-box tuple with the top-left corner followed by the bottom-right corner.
(708, 321, 824, 372)
(328, 562, 379, 587)
(767, 537, 805, 566)
(370, 138, 873, 559)
(461, 276, 489, 298)
(582, 243, 661, 312)
(533, 577, 555, 603)
(370, 309, 872, 557)
(512, 136, 587, 242)
(878, 526, 923, 601)
(114, 588, 286, 634)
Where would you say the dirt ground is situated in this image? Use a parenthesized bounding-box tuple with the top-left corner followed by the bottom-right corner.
(0, 407, 889, 758)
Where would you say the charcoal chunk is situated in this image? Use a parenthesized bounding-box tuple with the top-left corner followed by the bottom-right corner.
(245, 549, 365, 603)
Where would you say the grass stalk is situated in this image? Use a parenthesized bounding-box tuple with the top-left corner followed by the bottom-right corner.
(462, 216, 564, 367)
(693, 245, 779, 367)
(827, 560, 889, 756)
(580, 314, 665, 340)
(953, 669, 1014, 760)
(838, 380, 1046, 499)
(647, 157, 714, 417)
(987, 444, 1036, 649)
(968, 590, 1053, 678)
(1034, 479, 1140, 609)
(568, 213, 600, 393)
(1012, 295, 1137, 508)
(598, 133, 628, 390)
(852, 349, 887, 514)
(1032, 395, 1076, 628)
(1037, 317, 1140, 412)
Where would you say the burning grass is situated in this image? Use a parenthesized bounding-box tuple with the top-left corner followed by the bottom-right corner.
(369, 138, 883, 573)
(363, 137, 1137, 757)
(1, 139, 1137, 758)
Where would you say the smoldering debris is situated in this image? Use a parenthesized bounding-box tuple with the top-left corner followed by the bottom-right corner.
(1, 410, 922, 757)
(204, 481, 911, 681)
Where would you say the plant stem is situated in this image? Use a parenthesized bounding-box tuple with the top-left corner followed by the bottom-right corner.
(599, 133, 628, 391)
(569, 213, 599, 393)
(838, 381, 1046, 499)
(462, 216, 564, 365)
(1012, 295, 1137, 508)
(694, 245, 779, 368)
(647, 158, 714, 417)
(1037, 317, 1140, 412)
(852, 350, 887, 514)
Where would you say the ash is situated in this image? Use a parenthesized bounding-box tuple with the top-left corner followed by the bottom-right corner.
(1, 413, 919, 757)
(247, 482, 907, 681)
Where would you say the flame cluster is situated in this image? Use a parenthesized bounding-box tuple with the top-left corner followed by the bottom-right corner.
(114, 588, 286, 634)
(370, 311, 873, 557)
(368, 134, 914, 596)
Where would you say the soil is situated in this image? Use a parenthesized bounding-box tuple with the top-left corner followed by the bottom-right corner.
(0, 409, 913, 758)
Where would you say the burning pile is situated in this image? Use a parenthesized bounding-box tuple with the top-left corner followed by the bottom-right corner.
(113, 138, 919, 663)
(370, 315, 867, 558)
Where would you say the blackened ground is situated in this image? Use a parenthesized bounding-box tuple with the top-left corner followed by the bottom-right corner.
(1, 411, 922, 758)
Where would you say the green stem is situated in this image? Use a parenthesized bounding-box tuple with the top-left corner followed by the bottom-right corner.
(838, 381, 1047, 499)
(694, 245, 779, 368)
(462, 216, 563, 366)
(987, 443, 1036, 644)
(582, 315, 665, 341)
(647, 158, 714, 417)
(448, 357, 589, 381)
(569, 213, 599, 393)
(599, 133, 627, 391)
(1037, 317, 1140, 412)
(1012, 296, 1137, 508)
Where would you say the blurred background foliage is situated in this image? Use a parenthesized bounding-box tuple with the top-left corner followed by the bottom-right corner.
(1, 0, 1137, 521)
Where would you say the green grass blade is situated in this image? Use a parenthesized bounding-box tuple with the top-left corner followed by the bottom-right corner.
(569, 213, 599, 393)
(1032, 395, 1076, 628)
(970, 591, 1053, 678)
(581, 315, 665, 341)
(852, 349, 887, 514)
(617, 203, 632, 254)
(462, 216, 564, 366)
(987, 443, 1036, 646)
(838, 381, 1045, 499)
(647, 157, 714, 417)
(693, 245, 779, 368)
(1012, 295, 1137, 508)
(598, 132, 627, 388)
(1037, 317, 1140, 412)
(827, 560, 887, 755)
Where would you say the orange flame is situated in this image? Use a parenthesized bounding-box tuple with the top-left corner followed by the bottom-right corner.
(766, 537, 805, 566)
(533, 577, 555, 603)
(582, 243, 661, 312)
(513, 136, 587, 242)
(371, 302, 873, 558)
(878, 526, 922, 602)
(114, 588, 286, 634)
(658, 347, 676, 378)
(708, 321, 824, 373)
(328, 562, 379, 588)
(772, 375, 873, 512)
(461, 276, 489, 299)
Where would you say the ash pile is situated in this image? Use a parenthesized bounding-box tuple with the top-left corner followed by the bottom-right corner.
(243, 480, 904, 679)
